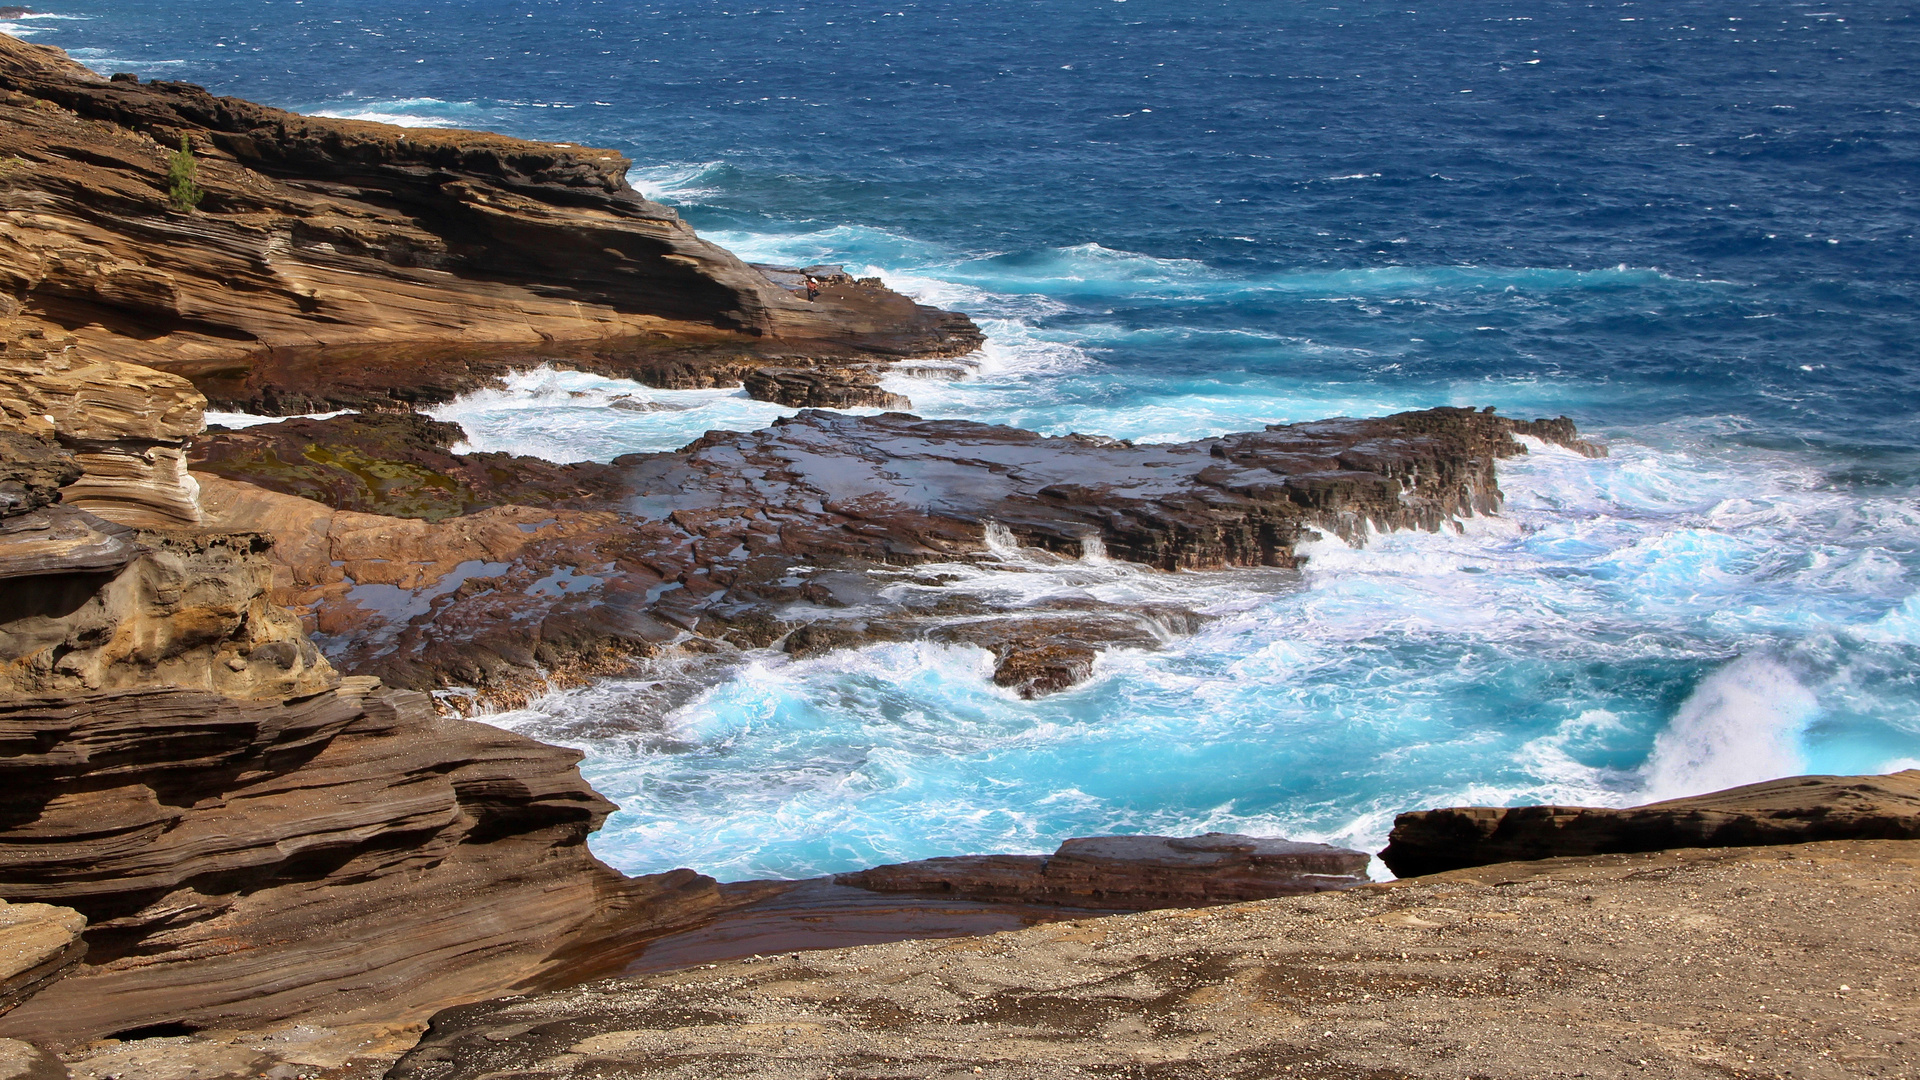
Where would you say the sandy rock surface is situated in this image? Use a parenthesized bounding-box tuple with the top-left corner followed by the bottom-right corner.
(0, 899, 84, 1017)
(392, 839, 1920, 1080)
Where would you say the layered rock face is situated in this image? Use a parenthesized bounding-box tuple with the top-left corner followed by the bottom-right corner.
(0, 34, 980, 411)
(836, 834, 1370, 909)
(0, 898, 84, 1018)
(0, 680, 720, 1048)
(0, 365, 721, 1050)
(1379, 770, 1920, 877)
(0, 352, 204, 528)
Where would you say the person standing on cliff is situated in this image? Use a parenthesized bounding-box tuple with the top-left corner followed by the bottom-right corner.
(805, 276, 820, 302)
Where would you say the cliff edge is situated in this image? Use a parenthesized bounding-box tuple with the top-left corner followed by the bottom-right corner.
(0, 33, 980, 413)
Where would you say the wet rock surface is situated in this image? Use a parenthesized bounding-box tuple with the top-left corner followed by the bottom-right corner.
(388, 838, 1920, 1080)
(1380, 770, 1920, 878)
(837, 834, 1371, 909)
(192, 412, 630, 521)
(197, 405, 1594, 700)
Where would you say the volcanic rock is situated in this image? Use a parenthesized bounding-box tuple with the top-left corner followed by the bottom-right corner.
(1378, 769, 1920, 877)
(0, 517, 331, 700)
(0, 506, 136, 582)
(190, 406, 1598, 698)
(0, 676, 726, 1049)
(0, 432, 77, 518)
(0, 34, 980, 409)
(741, 365, 910, 411)
(836, 833, 1370, 909)
(0, 1040, 62, 1080)
(192, 411, 630, 520)
(0, 475, 726, 1047)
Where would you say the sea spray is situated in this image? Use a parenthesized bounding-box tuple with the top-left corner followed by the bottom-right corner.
(1639, 655, 1817, 802)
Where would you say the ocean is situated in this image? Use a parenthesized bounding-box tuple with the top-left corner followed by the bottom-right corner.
(23, 0, 1919, 878)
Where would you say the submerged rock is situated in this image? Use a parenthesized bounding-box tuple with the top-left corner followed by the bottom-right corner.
(836, 833, 1370, 909)
(1378, 770, 1920, 877)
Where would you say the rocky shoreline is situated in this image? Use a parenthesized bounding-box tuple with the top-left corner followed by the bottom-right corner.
(0, 29, 1914, 1080)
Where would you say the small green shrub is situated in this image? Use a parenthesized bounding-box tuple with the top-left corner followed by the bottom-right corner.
(166, 134, 203, 211)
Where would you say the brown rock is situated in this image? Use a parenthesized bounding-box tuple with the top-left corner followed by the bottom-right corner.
(0, 506, 137, 581)
(192, 411, 629, 520)
(1378, 770, 1920, 878)
(0, 898, 84, 1016)
(0, 432, 77, 519)
(189, 406, 1596, 701)
(0, 1039, 64, 1080)
(0, 681, 723, 1048)
(741, 366, 911, 411)
(0, 34, 980, 403)
(836, 833, 1370, 909)
(0, 517, 332, 700)
(0, 353, 205, 528)
(988, 642, 1097, 698)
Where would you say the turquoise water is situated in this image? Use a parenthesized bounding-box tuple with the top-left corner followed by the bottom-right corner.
(24, 0, 1920, 877)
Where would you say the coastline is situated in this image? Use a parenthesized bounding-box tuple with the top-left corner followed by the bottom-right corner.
(0, 26, 1915, 1080)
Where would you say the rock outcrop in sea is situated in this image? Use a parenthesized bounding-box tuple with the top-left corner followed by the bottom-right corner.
(190, 404, 1604, 703)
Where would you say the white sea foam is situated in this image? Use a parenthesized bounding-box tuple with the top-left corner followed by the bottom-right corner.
(423, 366, 837, 462)
(1639, 654, 1815, 801)
(462, 409, 1920, 879)
(309, 98, 474, 128)
(627, 161, 726, 201)
(204, 409, 350, 428)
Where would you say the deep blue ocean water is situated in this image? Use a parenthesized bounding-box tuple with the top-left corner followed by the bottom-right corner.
(22, 0, 1920, 877)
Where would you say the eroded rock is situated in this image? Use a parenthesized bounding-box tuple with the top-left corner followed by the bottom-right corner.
(0, 898, 84, 1016)
(837, 833, 1370, 909)
(1378, 769, 1920, 877)
(191, 406, 1598, 700)
(390, 838, 1920, 1080)
(0, 35, 980, 404)
(0, 353, 204, 528)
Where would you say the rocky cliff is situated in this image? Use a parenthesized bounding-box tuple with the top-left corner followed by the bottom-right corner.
(0, 34, 980, 414)
(0, 355, 725, 1055)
